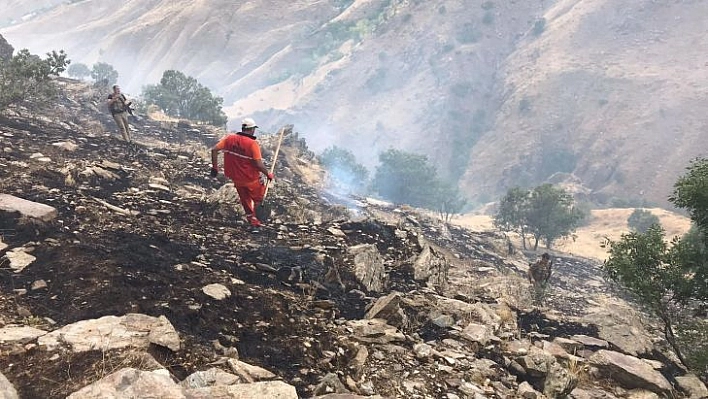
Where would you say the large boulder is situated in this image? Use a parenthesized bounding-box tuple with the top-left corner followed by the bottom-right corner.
(412, 237, 449, 289)
(348, 244, 385, 292)
(184, 380, 298, 399)
(589, 350, 672, 395)
(675, 373, 708, 399)
(38, 313, 180, 352)
(0, 194, 58, 222)
(67, 368, 182, 399)
(364, 292, 407, 328)
(0, 372, 19, 399)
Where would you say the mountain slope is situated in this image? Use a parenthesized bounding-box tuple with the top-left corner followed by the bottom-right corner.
(2, 0, 707, 207)
(462, 0, 708, 206)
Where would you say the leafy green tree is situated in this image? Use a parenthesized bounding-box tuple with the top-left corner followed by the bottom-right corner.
(90, 62, 118, 86)
(604, 158, 708, 371)
(627, 208, 661, 233)
(0, 48, 70, 110)
(494, 187, 531, 249)
(434, 180, 468, 223)
(670, 158, 708, 235)
(142, 70, 227, 126)
(525, 184, 584, 250)
(319, 146, 369, 194)
(372, 149, 437, 208)
(67, 62, 90, 80)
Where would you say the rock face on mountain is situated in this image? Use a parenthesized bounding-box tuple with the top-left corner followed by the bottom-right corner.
(4, 1, 707, 207)
(0, 78, 705, 398)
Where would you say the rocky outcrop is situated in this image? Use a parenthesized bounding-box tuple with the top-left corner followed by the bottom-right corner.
(589, 350, 672, 395)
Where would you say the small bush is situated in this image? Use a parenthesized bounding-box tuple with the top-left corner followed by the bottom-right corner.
(482, 11, 495, 25)
(481, 1, 495, 10)
(627, 208, 661, 233)
(532, 18, 546, 36)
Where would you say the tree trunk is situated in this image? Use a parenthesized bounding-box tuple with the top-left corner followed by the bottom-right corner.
(520, 230, 527, 250)
(660, 312, 688, 367)
(533, 236, 539, 251)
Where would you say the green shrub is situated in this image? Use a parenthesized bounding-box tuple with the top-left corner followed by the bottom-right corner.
(0, 45, 70, 110)
(627, 208, 661, 233)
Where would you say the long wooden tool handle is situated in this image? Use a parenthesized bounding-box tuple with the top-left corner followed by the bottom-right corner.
(263, 126, 287, 200)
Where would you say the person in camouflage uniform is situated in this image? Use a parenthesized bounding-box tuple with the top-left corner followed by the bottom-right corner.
(528, 252, 553, 288)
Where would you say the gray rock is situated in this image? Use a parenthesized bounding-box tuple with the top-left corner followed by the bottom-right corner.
(180, 368, 240, 389)
(38, 313, 180, 352)
(313, 394, 383, 399)
(589, 350, 672, 395)
(346, 319, 405, 344)
(518, 381, 538, 399)
(313, 373, 349, 396)
(569, 335, 608, 349)
(412, 240, 449, 288)
(0, 194, 58, 222)
(364, 292, 407, 327)
(460, 323, 498, 346)
(544, 360, 578, 398)
(3, 248, 36, 273)
(226, 359, 276, 382)
(202, 283, 232, 300)
(349, 244, 385, 292)
(413, 343, 434, 359)
(67, 368, 183, 399)
(183, 380, 297, 399)
(0, 325, 47, 344)
(626, 390, 660, 399)
(0, 372, 19, 399)
(430, 314, 455, 328)
(675, 373, 708, 399)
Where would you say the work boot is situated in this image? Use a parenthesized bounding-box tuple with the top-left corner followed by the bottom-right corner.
(247, 215, 263, 227)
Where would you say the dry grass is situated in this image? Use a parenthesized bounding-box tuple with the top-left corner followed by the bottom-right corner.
(453, 208, 691, 261)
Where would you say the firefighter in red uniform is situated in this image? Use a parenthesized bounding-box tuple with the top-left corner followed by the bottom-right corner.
(210, 118, 274, 227)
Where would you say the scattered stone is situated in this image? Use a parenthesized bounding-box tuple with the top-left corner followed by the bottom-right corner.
(31, 279, 48, 290)
(202, 283, 231, 300)
(0, 194, 58, 222)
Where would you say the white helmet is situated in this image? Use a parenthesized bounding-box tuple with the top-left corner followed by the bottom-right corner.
(242, 118, 258, 129)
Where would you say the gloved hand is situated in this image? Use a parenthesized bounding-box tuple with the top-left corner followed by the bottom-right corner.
(210, 167, 218, 178)
(267, 172, 274, 181)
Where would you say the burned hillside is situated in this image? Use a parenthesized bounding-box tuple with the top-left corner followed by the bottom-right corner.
(0, 79, 706, 399)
